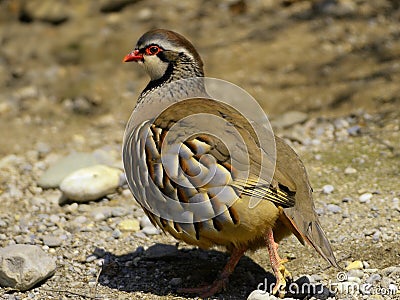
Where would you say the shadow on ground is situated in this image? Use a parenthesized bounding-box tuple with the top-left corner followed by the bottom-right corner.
(98, 243, 334, 299)
(98, 243, 275, 299)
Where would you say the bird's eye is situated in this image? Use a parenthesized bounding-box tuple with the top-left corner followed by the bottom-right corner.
(145, 46, 161, 55)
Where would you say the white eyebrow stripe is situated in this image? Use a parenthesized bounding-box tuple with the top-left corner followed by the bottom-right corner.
(140, 39, 195, 60)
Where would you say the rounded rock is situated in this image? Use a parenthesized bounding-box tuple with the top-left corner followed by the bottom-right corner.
(112, 229, 122, 239)
(38, 152, 99, 188)
(42, 235, 63, 247)
(326, 204, 342, 214)
(344, 167, 357, 174)
(359, 193, 373, 203)
(322, 185, 334, 194)
(0, 244, 56, 291)
(60, 165, 123, 202)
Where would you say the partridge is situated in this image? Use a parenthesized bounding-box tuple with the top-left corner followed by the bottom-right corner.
(122, 29, 339, 298)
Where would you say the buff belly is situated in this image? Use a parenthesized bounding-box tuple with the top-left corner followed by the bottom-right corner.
(148, 195, 290, 251)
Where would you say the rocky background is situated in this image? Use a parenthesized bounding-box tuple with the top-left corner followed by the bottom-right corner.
(0, 0, 399, 299)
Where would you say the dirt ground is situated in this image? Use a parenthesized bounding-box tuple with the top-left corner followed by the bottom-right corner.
(0, 0, 399, 299)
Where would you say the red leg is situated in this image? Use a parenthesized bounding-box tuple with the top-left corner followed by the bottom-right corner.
(178, 247, 246, 298)
(265, 228, 292, 298)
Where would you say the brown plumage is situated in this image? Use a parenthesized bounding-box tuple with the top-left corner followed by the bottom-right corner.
(122, 29, 339, 298)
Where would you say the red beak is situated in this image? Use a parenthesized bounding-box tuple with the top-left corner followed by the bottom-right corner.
(123, 50, 143, 62)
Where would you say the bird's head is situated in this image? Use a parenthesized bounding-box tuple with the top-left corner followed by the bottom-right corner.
(123, 29, 204, 82)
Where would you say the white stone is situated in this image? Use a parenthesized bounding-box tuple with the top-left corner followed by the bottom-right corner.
(359, 193, 373, 203)
(247, 290, 276, 300)
(344, 167, 357, 174)
(60, 165, 123, 202)
(322, 184, 334, 194)
(0, 244, 56, 291)
(38, 152, 99, 188)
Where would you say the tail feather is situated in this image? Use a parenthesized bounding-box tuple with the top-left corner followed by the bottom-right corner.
(305, 219, 341, 269)
(283, 208, 341, 269)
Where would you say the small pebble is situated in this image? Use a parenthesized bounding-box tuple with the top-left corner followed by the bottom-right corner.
(372, 231, 381, 242)
(145, 244, 178, 259)
(93, 247, 106, 258)
(139, 215, 152, 228)
(326, 204, 342, 214)
(65, 203, 79, 213)
(118, 219, 140, 232)
(346, 260, 364, 270)
(342, 197, 352, 203)
(134, 246, 145, 256)
(112, 229, 121, 239)
(344, 166, 357, 174)
(366, 273, 381, 284)
(310, 274, 324, 282)
(364, 268, 378, 273)
(322, 185, 334, 194)
(382, 266, 400, 276)
(88, 280, 97, 288)
(72, 216, 87, 224)
(42, 235, 63, 247)
(111, 207, 129, 217)
(0, 219, 7, 227)
(134, 231, 147, 239)
(347, 269, 364, 279)
(91, 206, 114, 221)
(359, 193, 373, 203)
(49, 215, 60, 224)
(347, 125, 361, 136)
(141, 226, 160, 235)
(247, 290, 276, 300)
(86, 255, 97, 263)
(169, 277, 182, 286)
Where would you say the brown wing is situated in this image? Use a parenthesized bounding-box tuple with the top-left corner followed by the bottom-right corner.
(152, 97, 296, 209)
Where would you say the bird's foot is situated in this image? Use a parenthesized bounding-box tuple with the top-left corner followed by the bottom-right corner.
(265, 228, 292, 298)
(272, 261, 292, 298)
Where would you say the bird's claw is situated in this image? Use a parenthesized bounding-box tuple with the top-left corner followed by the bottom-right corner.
(272, 262, 292, 298)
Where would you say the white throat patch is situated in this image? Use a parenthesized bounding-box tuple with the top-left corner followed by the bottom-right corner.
(141, 55, 169, 81)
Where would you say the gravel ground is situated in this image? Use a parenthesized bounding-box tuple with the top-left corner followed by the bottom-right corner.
(0, 1, 399, 299)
